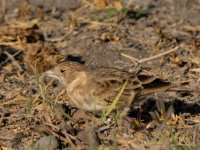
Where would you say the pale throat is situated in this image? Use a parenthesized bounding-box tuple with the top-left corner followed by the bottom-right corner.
(67, 71, 90, 93)
(66, 71, 91, 108)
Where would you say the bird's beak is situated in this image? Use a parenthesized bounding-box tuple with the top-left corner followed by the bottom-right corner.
(43, 70, 60, 80)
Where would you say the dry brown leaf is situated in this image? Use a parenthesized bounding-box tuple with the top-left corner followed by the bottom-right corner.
(93, 0, 108, 9)
(68, 12, 79, 30)
(166, 114, 186, 128)
(0, 73, 5, 82)
(113, 1, 123, 11)
(0, 146, 13, 150)
(3, 63, 14, 72)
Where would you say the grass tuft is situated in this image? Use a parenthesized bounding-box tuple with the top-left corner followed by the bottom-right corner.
(149, 99, 174, 123)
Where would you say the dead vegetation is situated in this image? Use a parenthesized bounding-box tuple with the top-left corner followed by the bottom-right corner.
(0, 0, 200, 149)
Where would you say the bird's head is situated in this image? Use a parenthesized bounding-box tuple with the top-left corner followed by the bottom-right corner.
(45, 61, 90, 85)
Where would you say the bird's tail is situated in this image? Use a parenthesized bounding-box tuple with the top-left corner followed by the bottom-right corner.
(137, 75, 173, 96)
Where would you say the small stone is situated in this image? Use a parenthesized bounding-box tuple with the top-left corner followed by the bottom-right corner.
(27, 135, 59, 150)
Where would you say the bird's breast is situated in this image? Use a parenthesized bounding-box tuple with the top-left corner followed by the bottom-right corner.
(66, 73, 89, 108)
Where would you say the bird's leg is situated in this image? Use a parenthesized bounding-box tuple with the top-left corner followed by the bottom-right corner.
(118, 93, 136, 125)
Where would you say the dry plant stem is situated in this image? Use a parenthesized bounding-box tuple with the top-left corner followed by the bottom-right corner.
(4, 51, 23, 72)
(0, 136, 13, 140)
(193, 126, 197, 145)
(0, 112, 5, 125)
(182, 24, 200, 32)
(4, 50, 22, 64)
(97, 123, 115, 133)
(121, 46, 180, 64)
(62, 130, 78, 149)
(43, 126, 69, 145)
(118, 93, 136, 126)
(1, 0, 6, 19)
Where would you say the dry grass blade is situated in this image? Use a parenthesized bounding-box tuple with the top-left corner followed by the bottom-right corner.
(55, 106, 76, 123)
(1, 0, 6, 20)
(190, 68, 200, 72)
(156, 99, 165, 118)
(9, 19, 39, 29)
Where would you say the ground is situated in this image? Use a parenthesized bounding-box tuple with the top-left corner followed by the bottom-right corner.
(0, 0, 200, 149)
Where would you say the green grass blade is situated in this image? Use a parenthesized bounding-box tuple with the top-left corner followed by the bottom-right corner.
(105, 80, 128, 117)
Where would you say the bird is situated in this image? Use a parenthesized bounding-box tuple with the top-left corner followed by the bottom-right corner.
(45, 61, 172, 112)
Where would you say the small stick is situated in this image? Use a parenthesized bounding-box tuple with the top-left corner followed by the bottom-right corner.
(121, 53, 140, 63)
(139, 46, 180, 63)
(121, 46, 180, 64)
(121, 53, 140, 67)
(4, 51, 23, 72)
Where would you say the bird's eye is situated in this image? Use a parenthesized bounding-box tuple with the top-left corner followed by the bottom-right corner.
(60, 69, 66, 73)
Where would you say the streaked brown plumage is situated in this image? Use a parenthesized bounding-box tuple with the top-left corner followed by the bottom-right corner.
(45, 61, 171, 111)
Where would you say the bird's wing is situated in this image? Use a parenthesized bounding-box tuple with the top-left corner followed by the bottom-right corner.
(91, 68, 143, 107)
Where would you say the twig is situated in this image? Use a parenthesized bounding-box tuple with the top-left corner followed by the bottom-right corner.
(121, 46, 180, 64)
(42, 125, 69, 145)
(121, 53, 140, 63)
(4, 51, 23, 72)
(121, 53, 140, 67)
(5, 50, 22, 62)
(139, 46, 180, 63)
